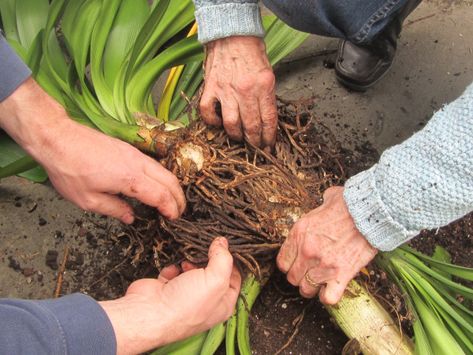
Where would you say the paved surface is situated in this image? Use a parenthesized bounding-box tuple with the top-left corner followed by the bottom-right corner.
(1, 0, 472, 302)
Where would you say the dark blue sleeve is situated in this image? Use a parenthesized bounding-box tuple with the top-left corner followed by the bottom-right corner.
(0, 293, 117, 355)
(0, 34, 31, 101)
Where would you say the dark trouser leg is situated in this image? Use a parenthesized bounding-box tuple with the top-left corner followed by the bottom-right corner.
(335, 0, 422, 91)
(263, 0, 423, 91)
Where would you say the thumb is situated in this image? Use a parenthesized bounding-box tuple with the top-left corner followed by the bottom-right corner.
(205, 237, 234, 282)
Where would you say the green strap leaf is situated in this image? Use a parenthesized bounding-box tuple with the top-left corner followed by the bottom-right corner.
(102, 0, 149, 88)
(200, 322, 226, 355)
(112, 0, 171, 121)
(237, 275, 261, 355)
(430, 280, 473, 324)
(130, 0, 194, 72)
(401, 272, 464, 355)
(0, 0, 19, 42)
(400, 246, 473, 282)
(66, 0, 101, 80)
(0, 134, 47, 182)
(150, 331, 208, 355)
(225, 312, 237, 355)
(399, 261, 473, 334)
(89, 0, 124, 119)
(25, 30, 44, 75)
(126, 35, 203, 115)
(435, 304, 473, 353)
(126, 0, 170, 74)
(169, 61, 203, 120)
(264, 17, 309, 66)
(15, 0, 49, 50)
(61, 0, 87, 45)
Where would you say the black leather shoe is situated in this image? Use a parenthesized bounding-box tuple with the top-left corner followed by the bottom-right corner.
(335, 0, 422, 91)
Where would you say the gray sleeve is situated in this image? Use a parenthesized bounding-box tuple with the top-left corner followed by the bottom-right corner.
(344, 82, 473, 251)
(0, 34, 31, 102)
(193, 0, 264, 43)
(0, 293, 117, 355)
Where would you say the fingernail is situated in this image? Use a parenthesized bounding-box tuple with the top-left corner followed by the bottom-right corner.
(215, 237, 228, 247)
(123, 213, 134, 224)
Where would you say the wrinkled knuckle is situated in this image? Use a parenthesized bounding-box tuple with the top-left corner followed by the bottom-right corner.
(235, 78, 255, 93)
(301, 244, 315, 259)
(259, 70, 276, 88)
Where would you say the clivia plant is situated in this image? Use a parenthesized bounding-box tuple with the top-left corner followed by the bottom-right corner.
(1, 1, 473, 354)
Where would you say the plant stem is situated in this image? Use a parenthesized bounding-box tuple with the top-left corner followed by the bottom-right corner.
(150, 331, 208, 355)
(225, 312, 237, 355)
(237, 274, 262, 355)
(326, 280, 414, 355)
(200, 322, 226, 355)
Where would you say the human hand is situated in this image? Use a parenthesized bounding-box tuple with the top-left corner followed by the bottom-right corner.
(0, 78, 185, 223)
(200, 36, 277, 148)
(277, 187, 378, 305)
(100, 237, 241, 355)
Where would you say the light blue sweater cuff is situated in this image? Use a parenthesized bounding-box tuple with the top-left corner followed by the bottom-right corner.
(343, 166, 419, 251)
(195, 3, 264, 43)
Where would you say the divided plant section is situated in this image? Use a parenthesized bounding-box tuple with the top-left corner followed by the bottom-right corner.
(1, 1, 472, 354)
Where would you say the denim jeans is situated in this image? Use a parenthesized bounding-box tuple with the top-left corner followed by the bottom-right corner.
(262, 0, 417, 43)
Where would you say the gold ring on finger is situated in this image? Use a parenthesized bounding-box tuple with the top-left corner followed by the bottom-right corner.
(304, 271, 320, 289)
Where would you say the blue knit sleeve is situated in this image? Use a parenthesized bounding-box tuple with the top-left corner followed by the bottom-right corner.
(0, 34, 31, 102)
(193, 1, 264, 43)
(344, 82, 473, 251)
(0, 294, 117, 355)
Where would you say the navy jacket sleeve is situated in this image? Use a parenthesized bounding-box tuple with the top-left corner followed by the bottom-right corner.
(0, 293, 117, 354)
(0, 34, 31, 101)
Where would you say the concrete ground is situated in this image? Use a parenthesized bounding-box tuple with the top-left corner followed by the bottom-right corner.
(1, 0, 472, 313)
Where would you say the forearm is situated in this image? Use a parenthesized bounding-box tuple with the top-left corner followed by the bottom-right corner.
(193, 0, 264, 43)
(344, 83, 473, 251)
(0, 294, 116, 354)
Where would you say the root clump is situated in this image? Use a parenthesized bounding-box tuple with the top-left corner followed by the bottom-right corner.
(154, 101, 347, 276)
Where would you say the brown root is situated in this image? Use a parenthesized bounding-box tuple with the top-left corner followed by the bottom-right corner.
(153, 101, 347, 276)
